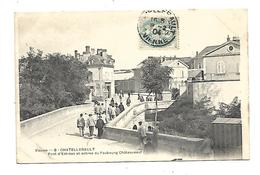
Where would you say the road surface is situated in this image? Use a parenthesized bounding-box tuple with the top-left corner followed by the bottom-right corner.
(18, 96, 179, 163)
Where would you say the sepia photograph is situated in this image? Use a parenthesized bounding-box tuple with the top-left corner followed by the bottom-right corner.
(15, 9, 249, 163)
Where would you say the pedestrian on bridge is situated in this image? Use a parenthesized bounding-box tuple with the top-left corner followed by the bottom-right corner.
(86, 114, 95, 138)
(95, 114, 106, 139)
(101, 103, 106, 114)
(118, 102, 125, 113)
(126, 96, 131, 107)
(110, 104, 116, 120)
(110, 98, 115, 107)
(137, 121, 147, 150)
(115, 103, 121, 116)
(76, 113, 85, 137)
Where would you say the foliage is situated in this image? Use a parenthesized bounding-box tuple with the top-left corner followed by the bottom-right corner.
(214, 97, 241, 118)
(140, 57, 172, 121)
(19, 47, 90, 121)
(171, 88, 180, 100)
(141, 57, 172, 95)
(157, 96, 241, 138)
(158, 95, 216, 138)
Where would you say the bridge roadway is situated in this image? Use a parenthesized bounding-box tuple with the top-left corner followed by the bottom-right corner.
(18, 95, 178, 163)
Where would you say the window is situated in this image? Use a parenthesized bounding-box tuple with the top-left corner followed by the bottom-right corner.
(217, 61, 225, 74)
(198, 63, 202, 69)
(181, 70, 184, 78)
(228, 45, 234, 52)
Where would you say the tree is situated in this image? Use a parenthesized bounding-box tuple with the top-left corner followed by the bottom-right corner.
(141, 57, 172, 122)
(19, 47, 91, 121)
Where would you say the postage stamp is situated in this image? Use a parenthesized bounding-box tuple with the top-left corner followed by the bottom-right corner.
(137, 10, 179, 48)
(15, 10, 249, 163)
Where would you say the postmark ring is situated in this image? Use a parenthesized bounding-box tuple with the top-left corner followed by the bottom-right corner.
(137, 10, 178, 47)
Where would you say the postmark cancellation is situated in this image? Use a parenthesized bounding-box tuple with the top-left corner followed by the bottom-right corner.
(137, 10, 179, 49)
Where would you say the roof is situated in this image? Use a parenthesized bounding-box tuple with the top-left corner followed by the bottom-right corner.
(136, 56, 192, 69)
(88, 54, 115, 66)
(88, 55, 103, 64)
(197, 39, 240, 58)
(114, 69, 133, 74)
(114, 69, 134, 80)
(197, 45, 219, 58)
(177, 57, 193, 65)
(205, 40, 240, 56)
(188, 69, 203, 78)
(212, 117, 241, 124)
(161, 59, 189, 68)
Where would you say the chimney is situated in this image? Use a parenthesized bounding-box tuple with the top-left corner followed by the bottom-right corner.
(91, 48, 95, 55)
(85, 46, 90, 53)
(97, 48, 103, 56)
(227, 35, 230, 41)
(74, 50, 78, 58)
(102, 49, 107, 57)
(196, 51, 198, 57)
(232, 36, 240, 42)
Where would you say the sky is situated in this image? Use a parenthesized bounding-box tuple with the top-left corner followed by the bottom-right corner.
(15, 10, 247, 69)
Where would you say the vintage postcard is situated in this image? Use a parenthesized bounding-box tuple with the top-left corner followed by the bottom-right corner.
(15, 9, 249, 163)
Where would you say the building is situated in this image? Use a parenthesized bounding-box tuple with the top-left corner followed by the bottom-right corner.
(131, 56, 192, 94)
(75, 46, 115, 101)
(114, 69, 135, 94)
(161, 59, 189, 95)
(188, 36, 242, 107)
(193, 36, 240, 81)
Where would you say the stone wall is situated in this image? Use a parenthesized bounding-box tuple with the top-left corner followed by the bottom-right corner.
(103, 126, 208, 157)
(189, 80, 241, 107)
(20, 104, 92, 137)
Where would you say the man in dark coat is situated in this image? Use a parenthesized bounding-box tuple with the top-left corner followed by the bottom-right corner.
(95, 114, 106, 139)
(118, 102, 125, 113)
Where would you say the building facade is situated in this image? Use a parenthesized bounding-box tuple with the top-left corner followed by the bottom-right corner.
(161, 59, 189, 95)
(75, 46, 115, 101)
(114, 69, 135, 94)
(188, 36, 242, 108)
(193, 36, 240, 81)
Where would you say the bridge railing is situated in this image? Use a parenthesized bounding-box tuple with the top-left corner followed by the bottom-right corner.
(20, 104, 92, 137)
(108, 100, 174, 128)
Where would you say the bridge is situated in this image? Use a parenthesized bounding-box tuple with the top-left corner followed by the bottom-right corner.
(17, 95, 212, 163)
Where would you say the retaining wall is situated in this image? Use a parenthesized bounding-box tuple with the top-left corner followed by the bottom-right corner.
(103, 126, 207, 156)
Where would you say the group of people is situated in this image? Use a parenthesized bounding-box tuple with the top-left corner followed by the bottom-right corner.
(76, 112, 106, 139)
(77, 93, 160, 153)
(133, 121, 159, 153)
(137, 93, 163, 102)
(106, 93, 132, 120)
(76, 94, 132, 139)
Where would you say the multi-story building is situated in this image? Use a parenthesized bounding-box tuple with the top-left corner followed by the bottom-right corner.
(75, 46, 115, 101)
(188, 36, 242, 107)
(161, 59, 189, 95)
(193, 36, 240, 81)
